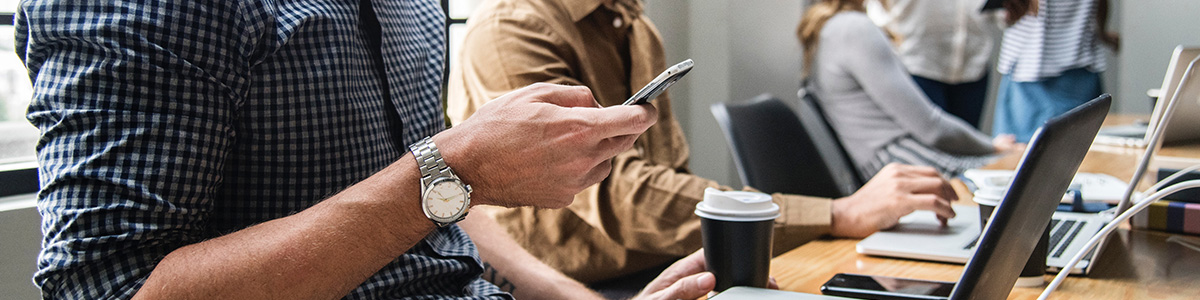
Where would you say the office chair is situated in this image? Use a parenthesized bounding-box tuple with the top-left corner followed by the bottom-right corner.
(710, 94, 862, 198)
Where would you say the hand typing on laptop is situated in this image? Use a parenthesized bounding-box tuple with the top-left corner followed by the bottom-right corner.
(831, 163, 959, 238)
(992, 134, 1025, 153)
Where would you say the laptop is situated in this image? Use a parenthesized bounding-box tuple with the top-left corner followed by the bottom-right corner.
(712, 95, 1110, 300)
(859, 96, 1119, 275)
(1096, 45, 1200, 147)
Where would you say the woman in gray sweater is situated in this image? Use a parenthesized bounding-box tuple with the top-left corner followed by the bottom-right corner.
(797, 0, 1017, 179)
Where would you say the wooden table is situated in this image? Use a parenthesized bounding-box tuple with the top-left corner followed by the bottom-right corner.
(768, 114, 1200, 299)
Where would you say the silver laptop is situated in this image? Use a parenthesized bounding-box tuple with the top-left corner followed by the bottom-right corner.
(1096, 45, 1200, 147)
(709, 287, 851, 300)
(856, 205, 1108, 274)
(860, 104, 1132, 275)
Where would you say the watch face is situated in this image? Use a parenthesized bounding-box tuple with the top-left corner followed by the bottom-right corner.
(425, 178, 469, 220)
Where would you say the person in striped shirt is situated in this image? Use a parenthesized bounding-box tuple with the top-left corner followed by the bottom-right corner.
(993, 0, 1119, 142)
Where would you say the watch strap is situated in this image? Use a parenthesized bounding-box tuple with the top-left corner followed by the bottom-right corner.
(410, 136, 457, 185)
(409, 136, 470, 227)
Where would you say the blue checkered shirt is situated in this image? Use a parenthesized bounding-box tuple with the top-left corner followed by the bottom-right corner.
(18, 0, 508, 299)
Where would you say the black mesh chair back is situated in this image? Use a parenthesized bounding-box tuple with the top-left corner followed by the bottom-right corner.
(710, 94, 861, 198)
(795, 92, 864, 194)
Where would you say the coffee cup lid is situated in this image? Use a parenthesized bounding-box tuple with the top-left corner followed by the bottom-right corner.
(973, 174, 1011, 206)
(973, 189, 1004, 206)
(695, 187, 780, 222)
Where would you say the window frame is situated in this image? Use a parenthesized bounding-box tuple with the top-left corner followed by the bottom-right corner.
(0, 161, 37, 196)
(439, 0, 469, 125)
(441, 0, 468, 85)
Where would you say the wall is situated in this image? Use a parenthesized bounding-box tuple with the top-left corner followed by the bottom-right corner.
(1116, 0, 1200, 114)
(0, 194, 41, 299)
(645, 0, 805, 188)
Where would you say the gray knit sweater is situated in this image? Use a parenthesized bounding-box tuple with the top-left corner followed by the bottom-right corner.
(805, 12, 994, 168)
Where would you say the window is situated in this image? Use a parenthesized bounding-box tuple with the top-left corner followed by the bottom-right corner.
(440, 0, 481, 125)
(0, 2, 34, 164)
(444, 0, 482, 70)
(0, 1, 40, 196)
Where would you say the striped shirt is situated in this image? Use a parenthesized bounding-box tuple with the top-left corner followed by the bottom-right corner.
(998, 0, 1107, 82)
(19, 0, 507, 299)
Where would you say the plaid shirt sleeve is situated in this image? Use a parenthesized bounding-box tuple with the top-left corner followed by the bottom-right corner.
(18, 1, 264, 298)
(19, 0, 507, 299)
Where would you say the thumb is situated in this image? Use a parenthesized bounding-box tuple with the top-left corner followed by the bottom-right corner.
(658, 272, 715, 300)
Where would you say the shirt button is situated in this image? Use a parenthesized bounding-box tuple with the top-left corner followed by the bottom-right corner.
(613, 17, 623, 28)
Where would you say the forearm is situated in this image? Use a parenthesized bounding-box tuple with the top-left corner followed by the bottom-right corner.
(134, 157, 432, 300)
(770, 193, 833, 253)
(460, 208, 604, 300)
(569, 149, 718, 255)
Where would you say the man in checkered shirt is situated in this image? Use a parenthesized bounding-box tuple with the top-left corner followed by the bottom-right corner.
(17, 0, 717, 299)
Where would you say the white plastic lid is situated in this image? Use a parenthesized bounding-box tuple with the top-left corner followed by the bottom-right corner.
(973, 174, 1011, 206)
(695, 187, 780, 222)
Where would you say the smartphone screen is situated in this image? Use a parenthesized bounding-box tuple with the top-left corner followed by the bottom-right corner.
(622, 59, 693, 105)
(820, 273, 954, 300)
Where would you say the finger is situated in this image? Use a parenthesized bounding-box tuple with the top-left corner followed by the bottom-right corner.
(938, 216, 949, 227)
(571, 103, 658, 138)
(889, 163, 940, 178)
(593, 134, 641, 161)
(904, 176, 958, 201)
(941, 177, 959, 202)
(911, 194, 956, 220)
(902, 176, 950, 193)
(664, 250, 708, 283)
(657, 272, 715, 300)
(526, 83, 599, 108)
(580, 159, 614, 190)
(667, 249, 708, 278)
(640, 249, 708, 297)
(768, 277, 780, 290)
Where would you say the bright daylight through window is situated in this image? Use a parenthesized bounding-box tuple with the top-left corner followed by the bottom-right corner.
(0, 1, 36, 167)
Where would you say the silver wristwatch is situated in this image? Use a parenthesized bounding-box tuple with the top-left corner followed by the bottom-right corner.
(409, 136, 471, 227)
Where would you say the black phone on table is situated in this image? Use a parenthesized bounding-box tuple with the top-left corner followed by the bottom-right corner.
(621, 59, 693, 105)
(819, 273, 954, 300)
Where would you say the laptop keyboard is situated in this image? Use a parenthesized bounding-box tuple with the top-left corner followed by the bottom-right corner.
(1052, 220, 1088, 258)
(1048, 220, 1074, 255)
(962, 217, 1088, 257)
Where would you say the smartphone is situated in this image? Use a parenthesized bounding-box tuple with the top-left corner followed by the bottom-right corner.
(621, 59, 694, 105)
(819, 273, 954, 300)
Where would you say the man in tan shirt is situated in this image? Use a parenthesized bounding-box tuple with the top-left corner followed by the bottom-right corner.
(448, 0, 960, 284)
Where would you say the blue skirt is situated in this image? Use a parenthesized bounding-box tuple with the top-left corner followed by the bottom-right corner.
(993, 68, 1103, 142)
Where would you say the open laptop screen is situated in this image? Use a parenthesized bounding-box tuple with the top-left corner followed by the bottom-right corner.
(950, 95, 1110, 300)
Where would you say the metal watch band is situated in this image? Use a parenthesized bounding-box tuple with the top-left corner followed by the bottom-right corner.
(409, 136, 470, 227)
(410, 136, 455, 186)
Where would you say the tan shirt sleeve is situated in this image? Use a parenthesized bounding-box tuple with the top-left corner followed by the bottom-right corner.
(585, 148, 834, 256)
(447, 6, 833, 264)
(446, 13, 582, 126)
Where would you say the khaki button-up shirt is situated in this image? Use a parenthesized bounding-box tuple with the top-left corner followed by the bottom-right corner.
(446, 0, 833, 283)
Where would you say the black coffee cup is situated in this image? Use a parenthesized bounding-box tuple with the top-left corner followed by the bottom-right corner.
(696, 188, 779, 292)
(975, 187, 1047, 287)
